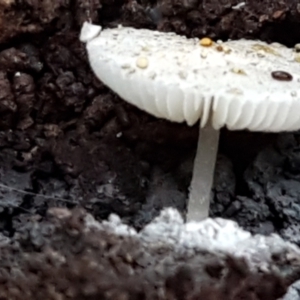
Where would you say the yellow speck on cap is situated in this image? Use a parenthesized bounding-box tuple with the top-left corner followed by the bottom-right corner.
(222, 45, 231, 54)
(136, 57, 149, 69)
(294, 54, 300, 63)
(200, 51, 208, 58)
(200, 37, 213, 47)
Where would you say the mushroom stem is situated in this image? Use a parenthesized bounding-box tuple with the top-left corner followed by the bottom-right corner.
(187, 122, 220, 222)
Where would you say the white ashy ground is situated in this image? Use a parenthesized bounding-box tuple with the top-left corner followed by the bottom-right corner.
(85, 207, 300, 299)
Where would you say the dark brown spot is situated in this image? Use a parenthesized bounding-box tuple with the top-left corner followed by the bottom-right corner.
(271, 71, 293, 81)
(216, 45, 223, 52)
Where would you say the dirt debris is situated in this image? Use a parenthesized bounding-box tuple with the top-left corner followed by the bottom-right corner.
(0, 207, 298, 300)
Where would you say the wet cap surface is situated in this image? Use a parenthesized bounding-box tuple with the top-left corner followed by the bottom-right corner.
(81, 23, 300, 132)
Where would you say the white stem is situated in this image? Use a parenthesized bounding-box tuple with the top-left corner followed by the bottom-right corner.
(186, 122, 220, 222)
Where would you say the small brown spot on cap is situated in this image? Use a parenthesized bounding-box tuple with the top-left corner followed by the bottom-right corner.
(231, 67, 246, 75)
(271, 71, 293, 81)
(216, 45, 223, 52)
(294, 44, 300, 53)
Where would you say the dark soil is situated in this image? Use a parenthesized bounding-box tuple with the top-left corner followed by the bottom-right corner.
(0, 0, 300, 299)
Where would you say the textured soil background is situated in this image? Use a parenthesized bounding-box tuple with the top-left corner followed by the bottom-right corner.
(1, 0, 300, 299)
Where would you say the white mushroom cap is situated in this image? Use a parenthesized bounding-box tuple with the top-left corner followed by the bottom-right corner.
(80, 22, 102, 43)
(80, 22, 300, 132)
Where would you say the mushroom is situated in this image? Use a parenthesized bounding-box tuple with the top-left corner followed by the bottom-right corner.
(80, 22, 300, 222)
